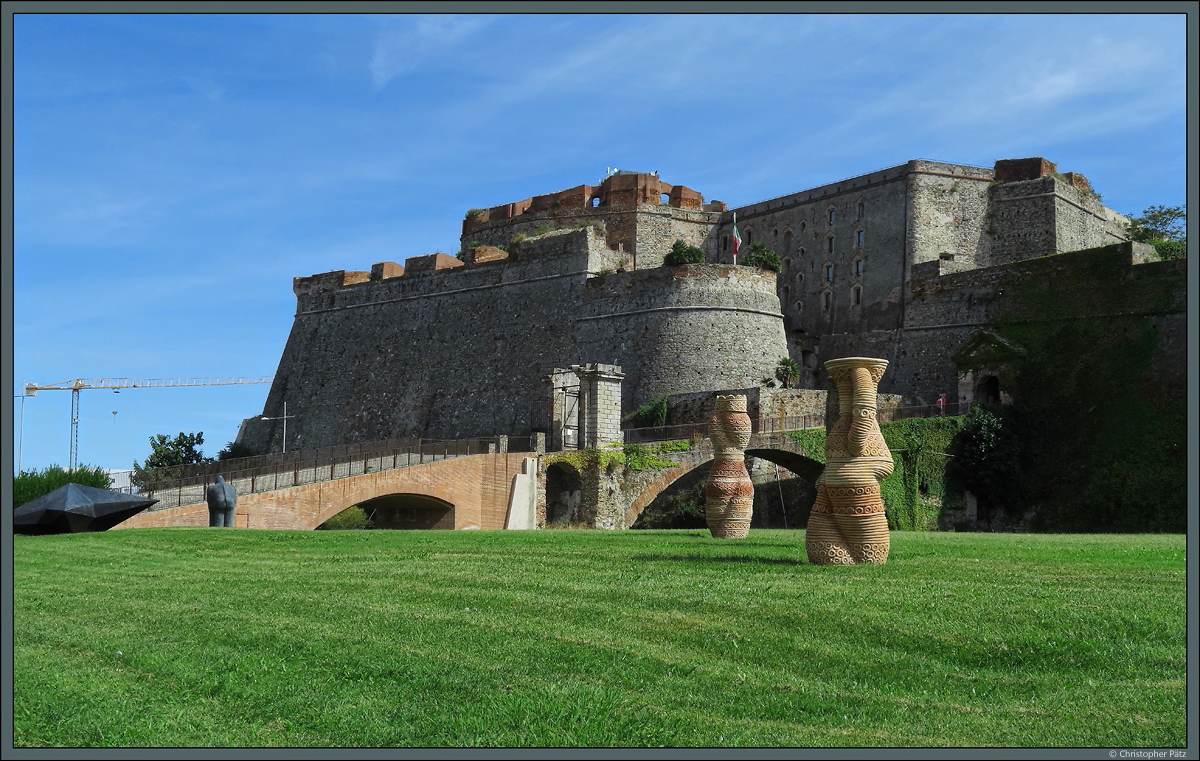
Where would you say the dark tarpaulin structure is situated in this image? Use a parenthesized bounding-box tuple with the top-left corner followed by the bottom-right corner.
(13, 483, 158, 535)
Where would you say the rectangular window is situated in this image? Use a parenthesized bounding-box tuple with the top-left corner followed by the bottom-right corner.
(856, 202, 864, 220)
(829, 209, 836, 225)
(827, 237, 834, 254)
(856, 230, 864, 247)
(826, 265, 833, 282)
(856, 259, 863, 276)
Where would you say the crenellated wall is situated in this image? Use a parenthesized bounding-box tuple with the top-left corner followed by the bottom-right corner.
(240, 232, 787, 453)
(459, 172, 724, 268)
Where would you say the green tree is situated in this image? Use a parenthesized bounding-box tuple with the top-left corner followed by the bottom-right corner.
(132, 432, 211, 492)
(740, 242, 781, 272)
(664, 239, 705, 265)
(14, 465, 112, 508)
(775, 357, 800, 388)
(217, 440, 257, 460)
(947, 407, 1021, 528)
(1126, 204, 1186, 260)
(137, 432, 209, 469)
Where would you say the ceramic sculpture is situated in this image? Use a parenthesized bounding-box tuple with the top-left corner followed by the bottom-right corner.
(806, 357, 892, 564)
(705, 394, 754, 539)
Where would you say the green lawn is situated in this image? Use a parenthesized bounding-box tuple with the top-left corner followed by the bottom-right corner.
(12, 529, 1186, 748)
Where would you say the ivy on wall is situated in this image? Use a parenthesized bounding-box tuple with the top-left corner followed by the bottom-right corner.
(544, 440, 691, 474)
(787, 417, 964, 531)
(956, 243, 1186, 533)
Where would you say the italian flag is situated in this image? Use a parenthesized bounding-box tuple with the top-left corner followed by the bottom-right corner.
(731, 212, 742, 264)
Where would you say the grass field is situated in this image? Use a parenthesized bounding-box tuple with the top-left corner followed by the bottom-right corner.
(12, 528, 1187, 748)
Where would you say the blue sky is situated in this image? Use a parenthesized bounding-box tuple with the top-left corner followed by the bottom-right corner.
(11, 12, 1188, 472)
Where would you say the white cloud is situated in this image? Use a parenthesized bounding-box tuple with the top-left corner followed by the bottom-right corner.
(370, 15, 496, 90)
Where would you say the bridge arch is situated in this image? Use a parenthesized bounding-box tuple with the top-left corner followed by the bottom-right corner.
(314, 487, 458, 530)
(621, 445, 824, 528)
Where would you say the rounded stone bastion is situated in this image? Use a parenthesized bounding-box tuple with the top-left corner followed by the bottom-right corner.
(575, 263, 790, 412)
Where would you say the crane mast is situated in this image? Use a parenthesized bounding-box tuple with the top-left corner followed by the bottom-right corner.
(22, 376, 273, 470)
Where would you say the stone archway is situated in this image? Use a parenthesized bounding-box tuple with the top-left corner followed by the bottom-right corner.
(619, 445, 824, 529)
(545, 461, 584, 526)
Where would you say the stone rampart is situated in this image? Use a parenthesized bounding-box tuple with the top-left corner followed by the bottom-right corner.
(242, 236, 788, 453)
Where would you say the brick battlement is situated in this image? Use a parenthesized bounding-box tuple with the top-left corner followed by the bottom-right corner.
(462, 172, 724, 236)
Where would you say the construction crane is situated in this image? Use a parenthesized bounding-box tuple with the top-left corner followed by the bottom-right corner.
(22, 377, 273, 470)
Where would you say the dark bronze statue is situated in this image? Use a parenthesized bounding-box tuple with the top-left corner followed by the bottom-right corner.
(206, 475, 237, 527)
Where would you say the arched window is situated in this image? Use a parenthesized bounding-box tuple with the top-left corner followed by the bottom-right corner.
(772, 227, 779, 240)
(799, 221, 807, 233)
(824, 263, 834, 282)
(591, 196, 601, 208)
(798, 245, 806, 259)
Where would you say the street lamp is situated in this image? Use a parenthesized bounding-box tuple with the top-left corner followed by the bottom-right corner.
(261, 401, 296, 454)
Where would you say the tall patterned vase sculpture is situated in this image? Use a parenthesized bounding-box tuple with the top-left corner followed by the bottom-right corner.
(806, 357, 892, 564)
(705, 394, 755, 539)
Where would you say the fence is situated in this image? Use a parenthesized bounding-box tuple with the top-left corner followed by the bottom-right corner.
(137, 434, 535, 511)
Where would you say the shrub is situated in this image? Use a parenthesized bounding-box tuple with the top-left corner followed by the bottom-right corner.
(15, 465, 113, 508)
(217, 441, 257, 460)
(623, 393, 670, 428)
(947, 406, 1022, 524)
(1153, 240, 1185, 261)
(740, 243, 781, 272)
(664, 240, 705, 266)
(318, 506, 375, 530)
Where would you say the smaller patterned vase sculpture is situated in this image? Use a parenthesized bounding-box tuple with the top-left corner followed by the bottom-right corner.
(806, 357, 892, 565)
(705, 394, 755, 539)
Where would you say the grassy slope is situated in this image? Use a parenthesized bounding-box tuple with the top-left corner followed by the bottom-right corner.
(13, 529, 1186, 748)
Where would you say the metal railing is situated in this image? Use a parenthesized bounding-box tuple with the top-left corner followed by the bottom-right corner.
(135, 434, 535, 511)
(622, 403, 970, 444)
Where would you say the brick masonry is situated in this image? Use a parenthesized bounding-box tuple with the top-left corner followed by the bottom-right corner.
(116, 452, 529, 531)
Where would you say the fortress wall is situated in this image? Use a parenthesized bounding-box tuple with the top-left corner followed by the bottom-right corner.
(817, 242, 1190, 405)
(1053, 188, 1130, 254)
(905, 162, 993, 268)
(632, 206, 722, 268)
(722, 163, 929, 362)
(242, 233, 793, 453)
(574, 264, 788, 411)
(241, 230, 607, 451)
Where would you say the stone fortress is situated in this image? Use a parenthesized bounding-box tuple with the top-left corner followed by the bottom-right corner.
(237, 157, 1186, 455)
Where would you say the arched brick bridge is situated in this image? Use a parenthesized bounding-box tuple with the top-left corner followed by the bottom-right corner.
(116, 431, 823, 531)
(118, 452, 535, 531)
